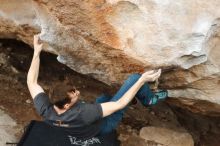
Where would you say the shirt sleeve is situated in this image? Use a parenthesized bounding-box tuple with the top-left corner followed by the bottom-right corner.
(33, 92, 51, 117)
(80, 103, 103, 125)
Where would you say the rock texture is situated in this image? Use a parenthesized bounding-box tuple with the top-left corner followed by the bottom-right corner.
(140, 126, 194, 146)
(0, 0, 220, 114)
(0, 109, 17, 146)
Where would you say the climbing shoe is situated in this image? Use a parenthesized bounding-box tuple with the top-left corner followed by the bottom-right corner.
(150, 90, 168, 105)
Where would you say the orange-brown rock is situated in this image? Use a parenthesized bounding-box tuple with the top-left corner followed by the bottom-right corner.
(0, 0, 220, 114)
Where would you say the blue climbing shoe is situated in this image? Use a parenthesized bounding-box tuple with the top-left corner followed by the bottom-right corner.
(150, 90, 168, 105)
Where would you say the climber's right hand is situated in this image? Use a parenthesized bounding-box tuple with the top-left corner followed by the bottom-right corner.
(139, 69, 161, 83)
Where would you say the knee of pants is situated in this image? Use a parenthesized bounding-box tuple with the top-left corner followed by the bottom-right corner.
(126, 73, 141, 83)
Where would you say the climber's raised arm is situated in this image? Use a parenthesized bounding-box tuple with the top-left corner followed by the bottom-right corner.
(27, 35, 44, 99)
(101, 69, 161, 117)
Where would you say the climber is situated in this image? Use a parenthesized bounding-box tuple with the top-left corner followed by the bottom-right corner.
(27, 34, 168, 138)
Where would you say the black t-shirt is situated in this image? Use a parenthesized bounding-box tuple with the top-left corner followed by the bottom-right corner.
(33, 92, 103, 139)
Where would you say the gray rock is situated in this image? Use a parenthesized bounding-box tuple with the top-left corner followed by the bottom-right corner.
(0, 53, 7, 65)
(0, 110, 17, 146)
(140, 126, 194, 146)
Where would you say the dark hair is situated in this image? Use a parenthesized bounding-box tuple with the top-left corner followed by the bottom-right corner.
(49, 85, 76, 109)
(54, 97, 72, 109)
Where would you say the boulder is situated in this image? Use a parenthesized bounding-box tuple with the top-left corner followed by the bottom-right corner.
(0, 109, 17, 146)
(0, 0, 220, 114)
(140, 126, 194, 146)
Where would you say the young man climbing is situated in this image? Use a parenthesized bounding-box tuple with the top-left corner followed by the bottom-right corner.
(27, 35, 168, 138)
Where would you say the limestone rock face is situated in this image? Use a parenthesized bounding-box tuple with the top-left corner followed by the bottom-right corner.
(0, 0, 220, 113)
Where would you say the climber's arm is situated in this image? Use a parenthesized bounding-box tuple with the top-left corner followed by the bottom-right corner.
(101, 70, 161, 117)
(101, 78, 144, 117)
(27, 35, 44, 99)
